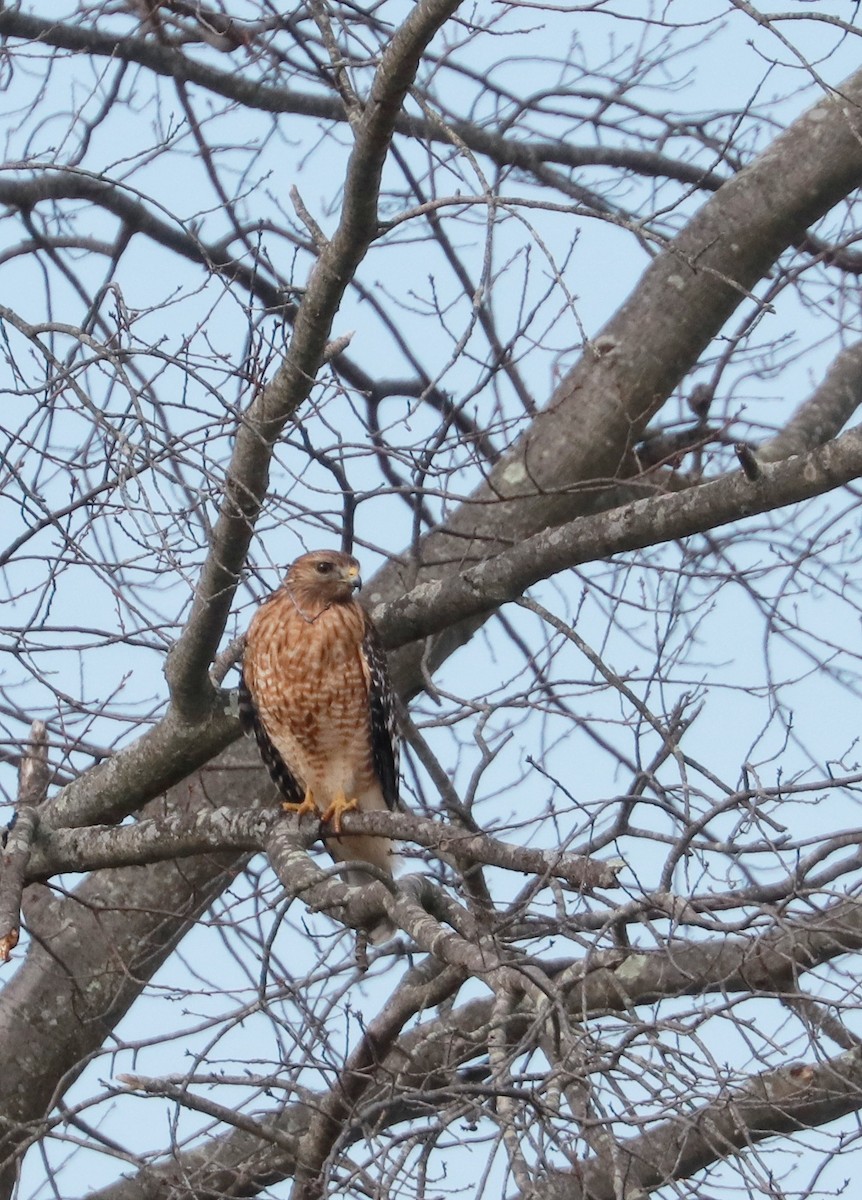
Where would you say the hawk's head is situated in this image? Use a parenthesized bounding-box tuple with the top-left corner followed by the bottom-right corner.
(285, 550, 362, 606)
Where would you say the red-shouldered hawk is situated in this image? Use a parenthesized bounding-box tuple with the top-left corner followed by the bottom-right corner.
(239, 550, 398, 932)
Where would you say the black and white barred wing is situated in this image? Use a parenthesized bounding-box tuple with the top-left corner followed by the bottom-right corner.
(361, 616, 399, 811)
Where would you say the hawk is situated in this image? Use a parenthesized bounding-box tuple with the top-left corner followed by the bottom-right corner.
(239, 550, 398, 931)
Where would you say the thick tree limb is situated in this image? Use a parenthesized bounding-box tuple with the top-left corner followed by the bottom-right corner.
(25, 805, 621, 891)
(44, 703, 239, 831)
(436, 70, 862, 545)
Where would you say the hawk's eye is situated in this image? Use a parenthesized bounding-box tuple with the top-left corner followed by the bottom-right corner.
(316, 561, 334, 574)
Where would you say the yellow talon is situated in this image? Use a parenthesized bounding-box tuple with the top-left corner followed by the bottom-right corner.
(321, 789, 359, 834)
(282, 788, 317, 818)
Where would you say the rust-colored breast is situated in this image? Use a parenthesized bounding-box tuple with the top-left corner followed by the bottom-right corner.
(243, 591, 377, 803)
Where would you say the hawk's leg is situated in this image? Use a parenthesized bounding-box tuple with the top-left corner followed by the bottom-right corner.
(321, 789, 359, 834)
(282, 788, 317, 818)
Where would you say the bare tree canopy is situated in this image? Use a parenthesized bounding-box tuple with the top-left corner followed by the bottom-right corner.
(3, 3, 862, 1198)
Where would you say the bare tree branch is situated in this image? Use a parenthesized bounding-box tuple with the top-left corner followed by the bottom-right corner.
(26, 805, 621, 891)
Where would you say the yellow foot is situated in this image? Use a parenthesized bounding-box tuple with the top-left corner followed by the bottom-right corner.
(282, 788, 317, 818)
(321, 789, 359, 834)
